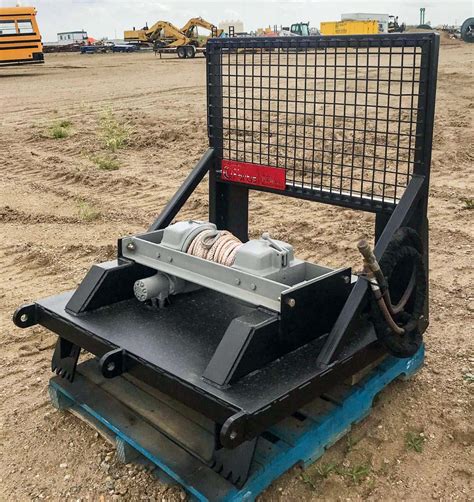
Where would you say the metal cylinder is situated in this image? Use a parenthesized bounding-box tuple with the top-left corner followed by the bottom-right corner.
(358, 239, 385, 284)
(134, 273, 170, 302)
(357, 239, 376, 266)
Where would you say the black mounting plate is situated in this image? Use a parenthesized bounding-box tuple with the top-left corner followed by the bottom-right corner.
(32, 288, 383, 447)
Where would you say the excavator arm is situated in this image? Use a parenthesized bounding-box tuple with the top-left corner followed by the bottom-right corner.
(124, 20, 191, 46)
(124, 17, 221, 48)
(146, 21, 191, 46)
(181, 17, 223, 39)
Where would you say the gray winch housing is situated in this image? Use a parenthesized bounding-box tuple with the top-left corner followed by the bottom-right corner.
(124, 220, 349, 313)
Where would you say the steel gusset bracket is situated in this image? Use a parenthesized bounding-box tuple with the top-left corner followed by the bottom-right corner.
(52, 337, 81, 382)
(212, 434, 257, 487)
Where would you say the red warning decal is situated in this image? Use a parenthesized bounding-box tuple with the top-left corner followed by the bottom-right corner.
(221, 160, 286, 190)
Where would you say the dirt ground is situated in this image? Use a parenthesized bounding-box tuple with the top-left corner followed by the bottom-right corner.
(0, 40, 472, 502)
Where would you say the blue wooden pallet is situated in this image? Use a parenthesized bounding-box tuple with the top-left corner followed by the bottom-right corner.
(49, 346, 424, 501)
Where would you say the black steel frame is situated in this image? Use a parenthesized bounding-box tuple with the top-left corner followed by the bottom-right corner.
(13, 34, 439, 467)
(206, 34, 438, 209)
(206, 33, 439, 365)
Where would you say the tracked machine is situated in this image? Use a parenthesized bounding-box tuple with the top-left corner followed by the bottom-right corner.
(14, 33, 439, 495)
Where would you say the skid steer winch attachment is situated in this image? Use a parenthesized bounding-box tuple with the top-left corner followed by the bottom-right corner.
(13, 33, 439, 488)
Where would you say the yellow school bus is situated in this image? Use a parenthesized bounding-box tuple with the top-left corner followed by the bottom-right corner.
(0, 6, 44, 66)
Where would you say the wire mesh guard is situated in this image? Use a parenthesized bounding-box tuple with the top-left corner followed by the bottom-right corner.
(207, 36, 433, 210)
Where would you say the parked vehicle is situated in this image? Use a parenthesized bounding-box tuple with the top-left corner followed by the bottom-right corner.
(0, 6, 44, 66)
(112, 44, 139, 53)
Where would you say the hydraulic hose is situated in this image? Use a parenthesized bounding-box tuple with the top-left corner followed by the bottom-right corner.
(358, 240, 405, 336)
(358, 228, 427, 358)
(358, 239, 413, 317)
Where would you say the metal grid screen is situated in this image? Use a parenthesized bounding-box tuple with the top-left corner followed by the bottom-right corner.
(207, 35, 435, 211)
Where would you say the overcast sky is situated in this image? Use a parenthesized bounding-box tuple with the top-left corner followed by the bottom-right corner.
(3, 0, 472, 42)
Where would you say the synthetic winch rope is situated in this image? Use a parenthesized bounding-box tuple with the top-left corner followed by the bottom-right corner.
(187, 229, 242, 267)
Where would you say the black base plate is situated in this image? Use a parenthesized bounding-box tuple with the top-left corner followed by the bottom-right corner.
(34, 289, 383, 446)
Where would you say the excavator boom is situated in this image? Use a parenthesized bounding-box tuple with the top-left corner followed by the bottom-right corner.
(146, 20, 191, 46)
(181, 17, 223, 39)
(123, 17, 221, 52)
(124, 20, 191, 46)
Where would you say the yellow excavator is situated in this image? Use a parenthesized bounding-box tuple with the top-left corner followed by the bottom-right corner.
(124, 21, 188, 47)
(124, 17, 222, 58)
(181, 17, 223, 41)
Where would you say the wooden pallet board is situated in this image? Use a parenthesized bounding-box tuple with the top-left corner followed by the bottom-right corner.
(49, 345, 424, 501)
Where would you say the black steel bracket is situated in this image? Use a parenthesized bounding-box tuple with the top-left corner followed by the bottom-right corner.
(13, 303, 38, 328)
(52, 337, 81, 382)
(280, 268, 352, 350)
(99, 348, 128, 378)
(212, 437, 257, 487)
(65, 259, 155, 315)
(202, 268, 352, 387)
(203, 309, 280, 386)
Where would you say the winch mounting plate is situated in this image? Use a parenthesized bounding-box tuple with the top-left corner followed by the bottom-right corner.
(28, 287, 383, 448)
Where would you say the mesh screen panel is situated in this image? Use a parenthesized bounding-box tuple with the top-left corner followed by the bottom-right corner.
(207, 36, 433, 211)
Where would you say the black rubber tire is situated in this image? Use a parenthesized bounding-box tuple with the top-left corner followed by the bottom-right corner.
(185, 45, 196, 58)
(177, 46, 187, 59)
(461, 17, 474, 43)
(369, 227, 427, 358)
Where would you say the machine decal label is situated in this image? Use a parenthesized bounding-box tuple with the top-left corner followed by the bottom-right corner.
(221, 160, 286, 190)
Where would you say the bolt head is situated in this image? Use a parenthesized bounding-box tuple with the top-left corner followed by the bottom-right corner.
(286, 297, 296, 308)
(168, 256, 173, 263)
(235, 278, 241, 285)
(126, 242, 135, 251)
(250, 283, 257, 290)
(229, 431, 237, 440)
